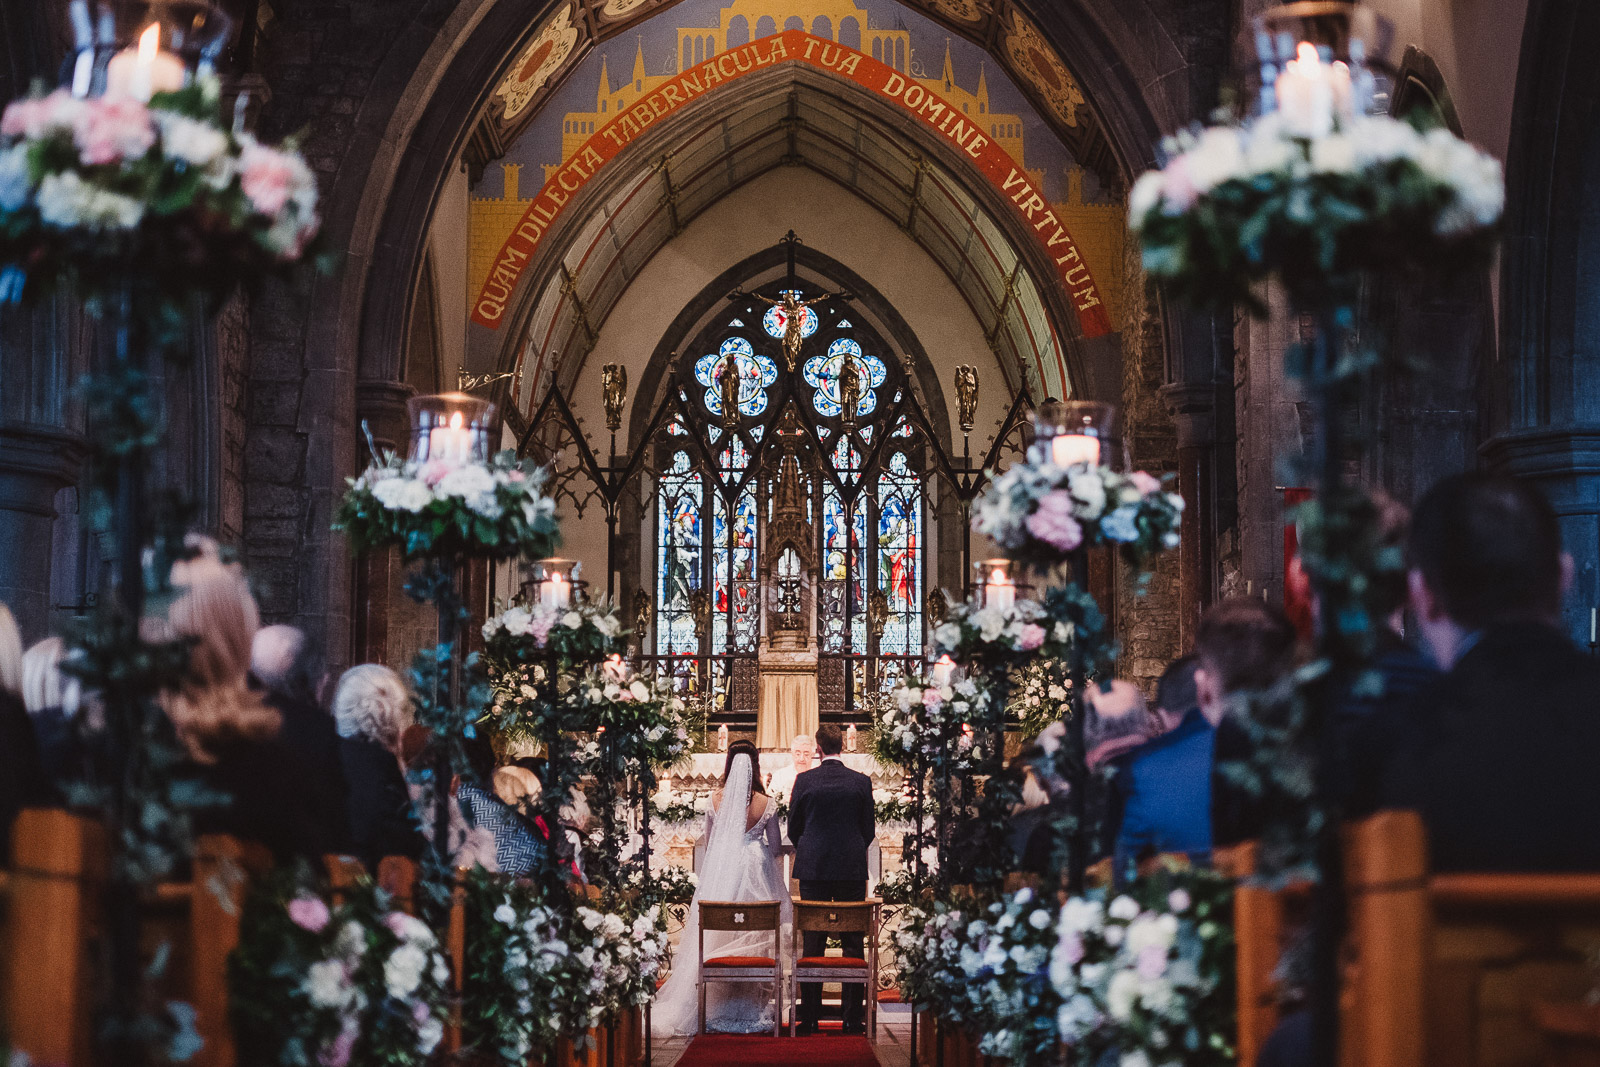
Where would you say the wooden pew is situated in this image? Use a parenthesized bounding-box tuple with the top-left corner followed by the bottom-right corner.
(1343, 811, 1600, 1067)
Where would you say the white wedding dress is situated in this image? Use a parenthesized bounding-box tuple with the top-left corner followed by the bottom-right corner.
(652, 753, 792, 1035)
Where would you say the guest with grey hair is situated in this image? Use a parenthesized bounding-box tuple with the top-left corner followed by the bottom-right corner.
(251, 623, 349, 856)
(333, 663, 424, 867)
(21, 636, 88, 788)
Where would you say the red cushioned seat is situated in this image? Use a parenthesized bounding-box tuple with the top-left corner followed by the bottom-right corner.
(796, 956, 868, 968)
(704, 955, 776, 967)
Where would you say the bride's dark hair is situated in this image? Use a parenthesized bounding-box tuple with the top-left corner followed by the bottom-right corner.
(721, 738, 767, 795)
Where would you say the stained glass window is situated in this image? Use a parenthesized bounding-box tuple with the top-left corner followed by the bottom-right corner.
(804, 338, 888, 418)
(655, 451, 702, 656)
(712, 488, 758, 654)
(762, 290, 820, 341)
(819, 483, 868, 653)
(877, 452, 923, 656)
(694, 338, 778, 418)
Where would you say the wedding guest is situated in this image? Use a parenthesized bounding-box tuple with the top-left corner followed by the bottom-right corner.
(768, 732, 816, 800)
(1371, 472, 1600, 871)
(1085, 677, 1160, 769)
(252, 624, 350, 855)
(21, 636, 88, 788)
(0, 604, 48, 859)
(332, 664, 424, 868)
(455, 733, 546, 877)
(1006, 746, 1069, 876)
(1106, 604, 1296, 872)
(157, 555, 322, 862)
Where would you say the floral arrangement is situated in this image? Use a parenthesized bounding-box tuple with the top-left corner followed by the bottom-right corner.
(1050, 867, 1236, 1067)
(874, 787, 915, 825)
(228, 878, 449, 1067)
(1009, 657, 1076, 740)
(649, 788, 708, 828)
(569, 666, 690, 775)
(956, 888, 1069, 1066)
(974, 461, 1183, 573)
(892, 892, 1001, 1034)
(460, 875, 666, 1059)
(876, 868, 915, 906)
(481, 598, 626, 667)
(876, 672, 1000, 772)
(0, 79, 321, 330)
(335, 450, 558, 561)
(625, 863, 698, 907)
(1130, 106, 1503, 313)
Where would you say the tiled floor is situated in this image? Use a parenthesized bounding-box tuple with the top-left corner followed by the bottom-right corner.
(650, 1011, 916, 1067)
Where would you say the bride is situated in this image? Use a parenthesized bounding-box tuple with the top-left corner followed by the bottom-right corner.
(653, 740, 792, 1035)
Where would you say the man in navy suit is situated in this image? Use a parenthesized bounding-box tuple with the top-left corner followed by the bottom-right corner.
(787, 722, 876, 1035)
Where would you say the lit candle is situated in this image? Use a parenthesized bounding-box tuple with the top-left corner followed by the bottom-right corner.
(1590, 607, 1596, 646)
(105, 24, 185, 101)
(427, 411, 472, 464)
(1050, 433, 1101, 468)
(930, 654, 955, 687)
(602, 653, 628, 684)
(540, 572, 571, 609)
(658, 775, 672, 798)
(986, 566, 1015, 612)
(717, 724, 729, 752)
(846, 724, 858, 753)
(1275, 41, 1336, 139)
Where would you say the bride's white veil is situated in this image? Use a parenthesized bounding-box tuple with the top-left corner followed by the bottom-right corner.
(652, 750, 775, 1035)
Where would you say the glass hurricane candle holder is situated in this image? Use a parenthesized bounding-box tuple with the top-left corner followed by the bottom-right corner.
(529, 558, 582, 610)
(972, 559, 1019, 612)
(1033, 400, 1120, 470)
(1249, 1, 1394, 124)
(67, 0, 234, 100)
(406, 392, 495, 467)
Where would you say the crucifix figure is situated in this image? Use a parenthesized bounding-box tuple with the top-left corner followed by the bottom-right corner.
(747, 288, 841, 371)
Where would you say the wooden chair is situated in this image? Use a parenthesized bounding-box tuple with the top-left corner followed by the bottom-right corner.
(697, 899, 784, 1036)
(1343, 810, 1600, 1067)
(788, 899, 880, 1038)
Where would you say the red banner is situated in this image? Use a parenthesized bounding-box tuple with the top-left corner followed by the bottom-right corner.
(471, 29, 1113, 339)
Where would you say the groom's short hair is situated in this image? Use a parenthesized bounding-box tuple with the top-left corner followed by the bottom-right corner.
(815, 723, 844, 755)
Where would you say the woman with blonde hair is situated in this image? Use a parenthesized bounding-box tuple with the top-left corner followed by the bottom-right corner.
(22, 637, 88, 786)
(159, 553, 322, 861)
(332, 664, 424, 867)
(0, 602, 48, 857)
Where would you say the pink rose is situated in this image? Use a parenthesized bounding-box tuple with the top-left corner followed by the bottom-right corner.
(1162, 156, 1199, 212)
(506, 469, 526, 482)
(1016, 623, 1045, 651)
(1137, 944, 1169, 980)
(1130, 471, 1162, 496)
(73, 96, 155, 166)
(319, 1021, 358, 1067)
(418, 459, 452, 486)
(921, 688, 942, 709)
(2, 91, 82, 139)
(1025, 490, 1084, 552)
(287, 895, 330, 933)
(240, 139, 301, 217)
(528, 612, 555, 646)
(1058, 931, 1085, 966)
(412, 1000, 432, 1025)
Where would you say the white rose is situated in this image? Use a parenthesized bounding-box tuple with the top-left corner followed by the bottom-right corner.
(434, 464, 495, 501)
(933, 623, 962, 649)
(304, 960, 347, 1008)
(372, 476, 431, 513)
(629, 679, 651, 702)
(154, 111, 229, 171)
(1309, 131, 1356, 174)
(384, 943, 428, 999)
(36, 171, 143, 231)
(1350, 115, 1420, 166)
(1067, 470, 1106, 519)
(1108, 895, 1140, 921)
(562, 611, 583, 630)
(1106, 969, 1140, 1021)
(417, 1015, 443, 1054)
(1179, 126, 1246, 193)
(494, 903, 517, 925)
(1121, 1052, 1153, 1067)
(1128, 169, 1164, 220)
(1242, 122, 1297, 175)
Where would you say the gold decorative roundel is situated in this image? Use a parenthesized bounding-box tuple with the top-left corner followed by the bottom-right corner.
(914, 0, 987, 24)
(497, 4, 582, 122)
(1001, 9, 1085, 128)
(600, 0, 658, 19)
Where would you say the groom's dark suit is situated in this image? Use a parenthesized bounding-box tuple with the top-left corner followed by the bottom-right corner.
(787, 755, 876, 1031)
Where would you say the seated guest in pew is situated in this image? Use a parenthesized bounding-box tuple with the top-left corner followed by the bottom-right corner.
(1006, 746, 1072, 875)
(157, 552, 326, 864)
(332, 664, 424, 868)
(252, 624, 350, 857)
(21, 636, 89, 791)
(1106, 605, 1297, 875)
(453, 733, 549, 877)
(0, 603, 50, 860)
(1366, 472, 1600, 871)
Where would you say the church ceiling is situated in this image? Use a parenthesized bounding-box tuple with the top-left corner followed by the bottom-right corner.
(464, 0, 1132, 409)
(488, 71, 1086, 409)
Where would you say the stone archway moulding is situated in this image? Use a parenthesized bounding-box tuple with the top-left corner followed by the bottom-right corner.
(467, 30, 1113, 342)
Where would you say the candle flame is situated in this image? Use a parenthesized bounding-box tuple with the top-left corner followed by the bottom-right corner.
(138, 23, 160, 63)
(990, 567, 1009, 585)
(449, 411, 463, 430)
(1295, 41, 1319, 66)
(937, 654, 952, 666)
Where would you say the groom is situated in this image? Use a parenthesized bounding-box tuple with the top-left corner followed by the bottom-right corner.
(787, 723, 876, 1035)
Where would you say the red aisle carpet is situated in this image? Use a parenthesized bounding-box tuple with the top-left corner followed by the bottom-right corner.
(672, 1034, 879, 1067)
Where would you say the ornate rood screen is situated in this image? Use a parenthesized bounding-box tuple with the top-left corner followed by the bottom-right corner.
(516, 238, 1033, 728)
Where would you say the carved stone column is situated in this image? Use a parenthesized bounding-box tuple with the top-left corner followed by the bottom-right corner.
(1161, 381, 1218, 651)
(351, 380, 415, 667)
